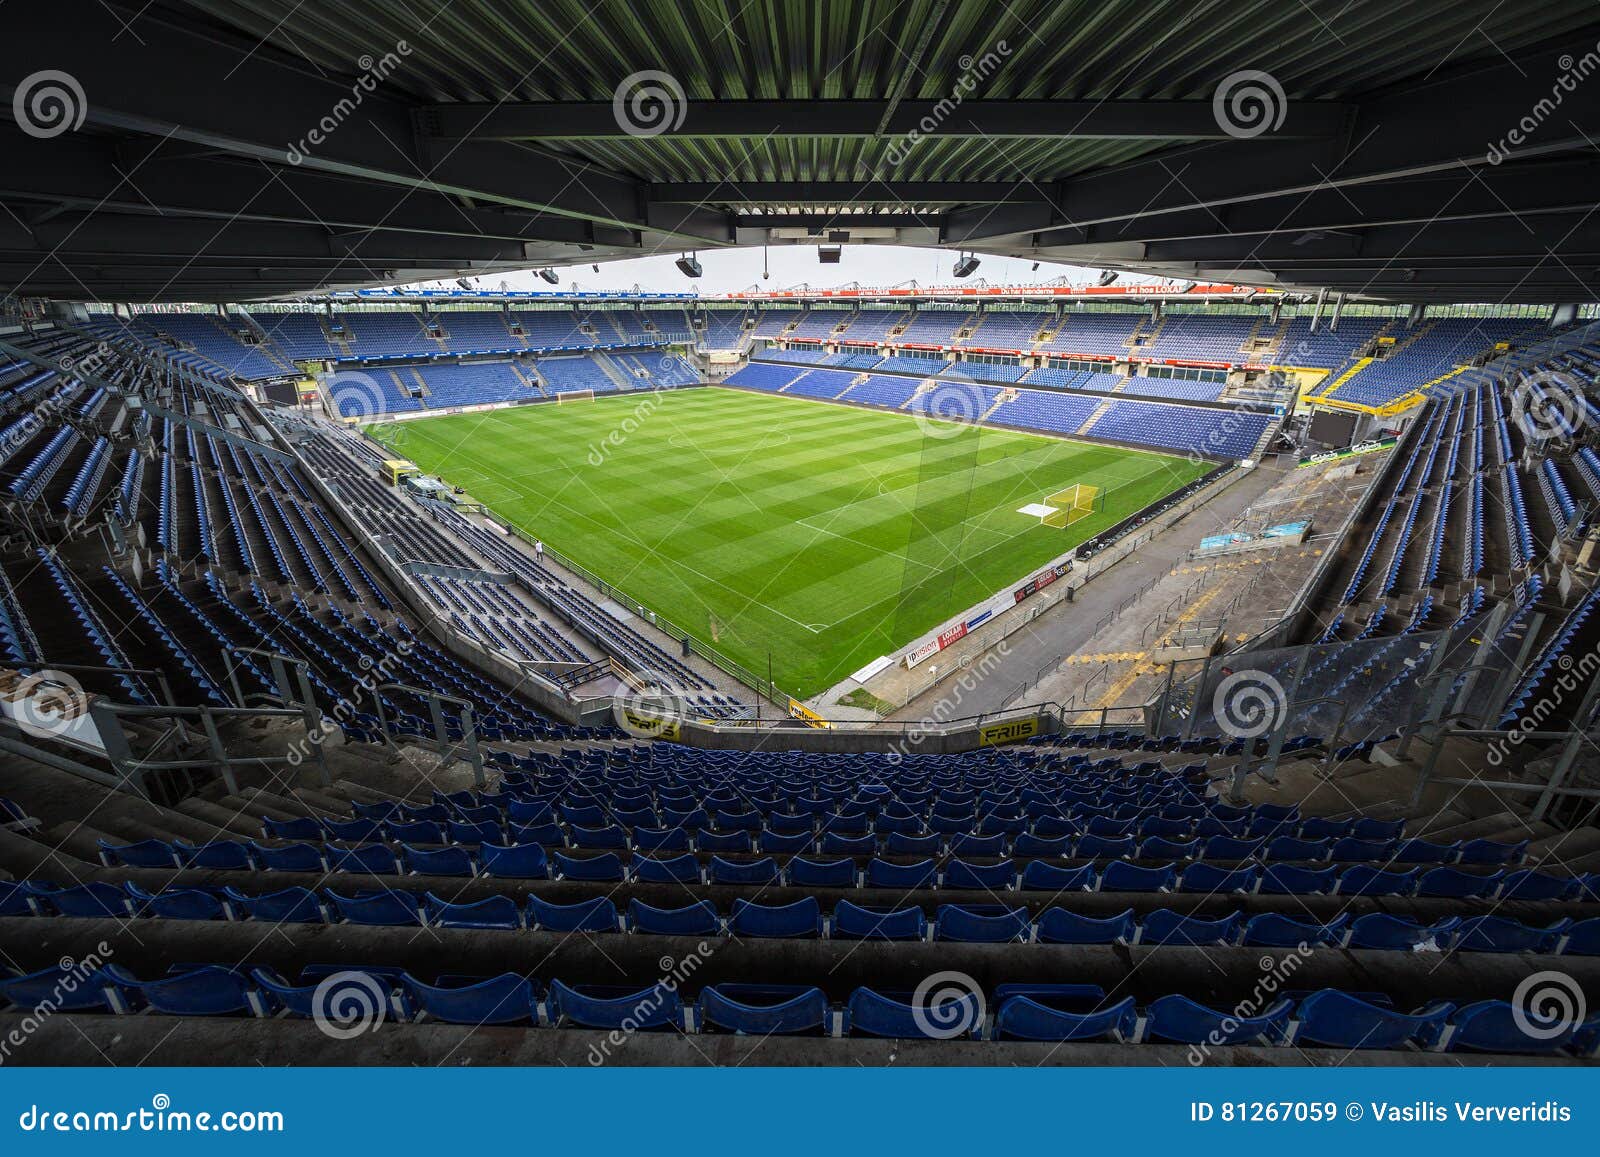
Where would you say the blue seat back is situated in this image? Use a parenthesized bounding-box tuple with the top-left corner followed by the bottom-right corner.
(527, 894, 619, 933)
(729, 896, 821, 939)
(327, 889, 421, 926)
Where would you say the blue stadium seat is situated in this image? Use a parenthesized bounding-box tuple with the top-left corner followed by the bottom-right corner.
(124, 882, 227, 921)
(222, 886, 325, 924)
(1178, 863, 1258, 893)
(329, 844, 399, 875)
(327, 890, 423, 926)
(0, 963, 127, 1012)
(1416, 867, 1503, 898)
(250, 841, 326, 872)
(104, 965, 262, 1017)
(786, 856, 857, 888)
(1432, 1001, 1584, 1054)
(1498, 869, 1578, 901)
(1345, 913, 1460, 950)
(1292, 990, 1454, 1049)
(402, 844, 477, 876)
(250, 967, 392, 1021)
(404, 973, 536, 1025)
(1241, 912, 1349, 947)
(1019, 861, 1096, 891)
(174, 840, 254, 870)
(833, 900, 927, 941)
(423, 893, 521, 929)
(992, 986, 1138, 1042)
(627, 899, 722, 936)
(631, 852, 703, 884)
(1139, 909, 1240, 946)
(1336, 865, 1418, 896)
(1258, 863, 1338, 894)
(1100, 861, 1177, 892)
(548, 980, 684, 1030)
(848, 986, 983, 1040)
(934, 903, 1030, 943)
(865, 858, 938, 889)
(1455, 915, 1569, 953)
(553, 850, 624, 881)
(0, 882, 33, 917)
(710, 856, 781, 886)
(1145, 994, 1293, 1045)
(729, 897, 823, 939)
(699, 984, 833, 1036)
(98, 838, 178, 868)
(526, 894, 621, 933)
(1559, 917, 1600, 956)
(942, 859, 1015, 891)
(24, 882, 129, 918)
(1457, 838, 1528, 865)
(1036, 907, 1136, 944)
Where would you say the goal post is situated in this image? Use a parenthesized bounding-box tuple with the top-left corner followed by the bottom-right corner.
(555, 388, 596, 404)
(1041, 483, 1104, 527)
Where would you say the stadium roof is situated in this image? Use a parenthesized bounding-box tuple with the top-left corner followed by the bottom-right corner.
(3, 0, 1600, 303)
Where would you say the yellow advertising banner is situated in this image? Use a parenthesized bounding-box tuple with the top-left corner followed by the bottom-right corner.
(977, 716, 1039, 746)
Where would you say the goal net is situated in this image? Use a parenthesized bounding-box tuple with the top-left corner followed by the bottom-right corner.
(1041, 483, 1103, 527)
(556, 389, 596, 404)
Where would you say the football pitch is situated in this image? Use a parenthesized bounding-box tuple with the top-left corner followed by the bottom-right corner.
(367, 387, 1211, 698)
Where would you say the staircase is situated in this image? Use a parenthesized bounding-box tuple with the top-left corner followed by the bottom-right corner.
(780, 370, 811, 393)
(1126, 313, 1165, 351)
(216, 314, 296, 373)
(1076, 398, 1117, 435)
(978, 387, 1017, 422)
(323, 318, 354, 359)
(902, 378, 939, 409)
(503, 313, 528, 348)
(509, 361, 545, 395)
(592, 353, 634, 392)
(1317, 356, 1374, 400)
(603, 312, 633, 343)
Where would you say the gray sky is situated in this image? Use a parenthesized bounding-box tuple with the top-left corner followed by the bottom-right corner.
(413, 246, 1166, 296)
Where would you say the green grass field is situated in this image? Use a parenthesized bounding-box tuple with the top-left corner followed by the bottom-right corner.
(368, 387, 1209, 697)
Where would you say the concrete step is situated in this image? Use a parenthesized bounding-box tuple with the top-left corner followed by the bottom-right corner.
(1526, 826, 1600, 866)
(44, 821, 112, 864)
(173, 799, 263, 840)
(220, 792, 303, 823)
(1419, 812, 1527, 842)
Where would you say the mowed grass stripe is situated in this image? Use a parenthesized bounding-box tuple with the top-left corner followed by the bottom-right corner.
(369, 387, 1211, 696)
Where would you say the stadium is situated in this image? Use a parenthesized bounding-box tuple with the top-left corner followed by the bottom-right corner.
(1, 0, 1599, 1106)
